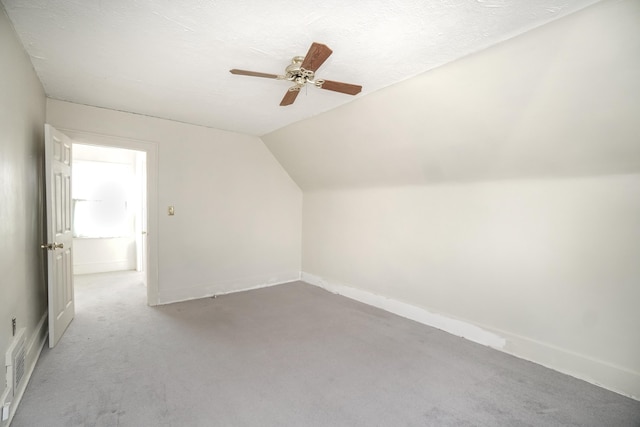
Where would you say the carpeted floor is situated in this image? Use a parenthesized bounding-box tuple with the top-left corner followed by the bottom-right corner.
(12, 271, 640, 426)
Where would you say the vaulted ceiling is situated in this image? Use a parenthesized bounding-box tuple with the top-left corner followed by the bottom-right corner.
(262, 0, 640, 189)
(2, 0, 601, 136)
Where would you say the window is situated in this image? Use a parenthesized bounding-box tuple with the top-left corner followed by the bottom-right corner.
(72, 161, 135, 238)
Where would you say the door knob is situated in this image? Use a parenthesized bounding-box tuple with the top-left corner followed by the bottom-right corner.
(40, 243, 64, 250)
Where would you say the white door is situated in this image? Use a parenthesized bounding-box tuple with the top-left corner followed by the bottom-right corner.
(44, 124, 75, 348)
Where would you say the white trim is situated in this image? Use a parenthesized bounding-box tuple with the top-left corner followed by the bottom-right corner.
(494, 328, 640, 401)
(52, 128, 160, 306)
(26, 311, 48, 358)
(157, 272, 301, 305)
(301, 272, 506, 349)
(73, 261, 136, 275)
(301, 272, 640, 401)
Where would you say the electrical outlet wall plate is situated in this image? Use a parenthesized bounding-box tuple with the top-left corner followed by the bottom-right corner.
(2, 403, 10, 421)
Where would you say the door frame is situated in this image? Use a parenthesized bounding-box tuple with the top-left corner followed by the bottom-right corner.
(57, 128, 160, 306)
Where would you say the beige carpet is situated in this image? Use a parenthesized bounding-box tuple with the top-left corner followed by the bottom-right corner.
(12, 271, 640, 426)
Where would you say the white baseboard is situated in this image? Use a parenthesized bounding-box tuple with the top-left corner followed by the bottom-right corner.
(3, 311, 48, 426)
(157, 271, 301, 305)
(73, 260, 134, 275)
(302, 272, 506, 348)
(494, 327, 640, 401)
(301, 272, 640, 401)
(26, 311, 48, 358)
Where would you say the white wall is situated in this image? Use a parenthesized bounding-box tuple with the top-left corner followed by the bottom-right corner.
(47, 99, 302, 304)
(73, 238, 136, 275)
(302, 176, 640, 397)
(262, 0, 640, 399)
(0, 6, 48, 424)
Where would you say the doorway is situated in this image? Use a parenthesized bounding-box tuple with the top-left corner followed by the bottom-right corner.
(72, 144, 147, 275)
(59, 129, 159, 306)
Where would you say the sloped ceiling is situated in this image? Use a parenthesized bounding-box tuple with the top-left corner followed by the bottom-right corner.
(2, 0, 601, 136)
(263, 0, 640, 190)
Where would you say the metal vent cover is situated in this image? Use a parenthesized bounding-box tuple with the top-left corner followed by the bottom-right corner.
(5, 328, 26, 397)
(13, 343, 26, 394)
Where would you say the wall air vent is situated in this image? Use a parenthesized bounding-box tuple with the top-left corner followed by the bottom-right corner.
(5, 328, 26, 398)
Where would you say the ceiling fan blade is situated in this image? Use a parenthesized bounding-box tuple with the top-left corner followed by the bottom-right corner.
(320, 80, 362, 96)
(280, 89, 300, 106)
(301, 42, 333, 72)
(229, 69, 280, 79)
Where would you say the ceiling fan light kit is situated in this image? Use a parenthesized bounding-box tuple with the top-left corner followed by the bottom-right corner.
(230, 42, 362, 106)
(283, 56, 325, 91)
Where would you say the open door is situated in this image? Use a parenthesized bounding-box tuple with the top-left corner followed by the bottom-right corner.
(43, 124, 75, 348)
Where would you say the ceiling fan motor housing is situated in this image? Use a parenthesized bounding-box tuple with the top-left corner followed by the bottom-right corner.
(284, 57, 324, 90)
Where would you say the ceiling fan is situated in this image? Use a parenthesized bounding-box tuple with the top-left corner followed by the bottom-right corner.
(230, 42, 362, 106)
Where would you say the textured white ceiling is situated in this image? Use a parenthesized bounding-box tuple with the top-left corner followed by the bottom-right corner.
(2, 0, 600, 136)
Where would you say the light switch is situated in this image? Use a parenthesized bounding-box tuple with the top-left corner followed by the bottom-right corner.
(168, 206, 175, 216)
